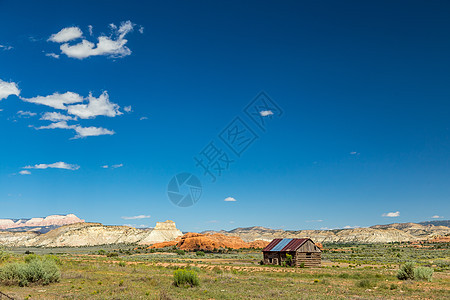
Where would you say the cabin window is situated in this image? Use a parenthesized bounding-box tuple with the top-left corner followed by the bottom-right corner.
(268, 258, 273, 263)
(306, 252, 312, 258)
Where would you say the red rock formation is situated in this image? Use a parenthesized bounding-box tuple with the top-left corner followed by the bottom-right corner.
(148, 232, 269, 251)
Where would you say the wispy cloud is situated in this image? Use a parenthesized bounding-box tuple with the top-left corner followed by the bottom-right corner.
(139, 116, 148, 120)
(40, 112, 77, 122)
(34, 121, 115, 139)
(17, 110, 37, 118)
(259, 110, 273, 117)
(121, 215, 151, 220)
(431, 215, 443, 219)
(305, 219, 323, 223)
(45, 53, 60, 59)
(49, 21, 138, 59)
(102, 164, 123, 169)
(0, 79, 20, 100)
(19, 170, 31, 175)
(0, 45, 13, 51)
(224, 197, 236, 202)
(382, 211, 400, 217)
(124, 106, 132, 113)
(23, 162, 80, 170)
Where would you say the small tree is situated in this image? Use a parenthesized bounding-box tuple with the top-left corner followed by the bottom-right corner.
(285, 254, 293, 267)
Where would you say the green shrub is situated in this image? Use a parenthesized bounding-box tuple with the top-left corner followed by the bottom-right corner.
(397, 262, 415, 280)
(356, 279, 374, 288)
(175, 249, 186, 256)
(414, 267, 433, 282)
(0, 249, 10, 264)
(299, 262, 305, 268)
(173, 269, 199, 287)
(285, 254, 293, 266)
(0, 259, 61, 286)
(118, 261, 126, 267)
(107, 252, 119, 258)
(196, 251, 205, 256)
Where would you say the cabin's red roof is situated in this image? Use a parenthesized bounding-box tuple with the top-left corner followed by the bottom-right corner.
(262, 238, 309, 252)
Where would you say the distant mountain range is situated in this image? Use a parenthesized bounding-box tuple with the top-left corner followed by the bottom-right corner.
(0, 214, 84, 233)
(203, 221, 450, 244)
(1, 214, 449, 247)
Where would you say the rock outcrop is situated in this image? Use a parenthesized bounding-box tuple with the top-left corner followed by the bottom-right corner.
(138, 220, 183, 245)
(148, 232, 269, 251)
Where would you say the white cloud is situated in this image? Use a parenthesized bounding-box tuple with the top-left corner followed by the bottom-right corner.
(22, 91, 122, 119)
(124, 105, 132, 113)
(382, 211, 400, 217)
(102, 164, 123, 169)
(17, 110, 37, 117)
(34, 121, 115, 139)
(343, 225, 360, 229)
(24, 162, 80, 170)
(350, 151, 360, 155)
(19, 170, 31, 175)
(57, 21, 136, 59)
(67, 91, 122, 119)
(224, 197, 236, 202)
(88, 25, 93, 36)
(21, 92, 83, 110)
(431, 215, 443, 219)
(121, 215, 151, 220)
(48, 26, 83, 43)
(305, 220, 323, 223)
(140, 116, 148, 120)
(35, 121, 74, 130)
(139, 26, 144, 34)
(73, 125, 115, 138)
(259, 110, 273, 117)
(0, 45, 13, 51)
(40, 112, 76, 122)
(45, 53, 60, 59)
(0, 79, 20, 100)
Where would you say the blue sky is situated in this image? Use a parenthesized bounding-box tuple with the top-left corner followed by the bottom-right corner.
(0, 0, 449, 232)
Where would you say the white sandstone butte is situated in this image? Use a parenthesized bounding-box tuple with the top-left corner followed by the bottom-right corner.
(138, 220, 183, 245)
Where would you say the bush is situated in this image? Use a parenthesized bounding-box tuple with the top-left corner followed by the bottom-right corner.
(107, 252, 119, 258)
(175, 249, 186, 256)
(195, 251, 205, 256)
(285, 254, 293, 267)
(414, 267, 433, 282)
(299, 262, 305, 268)
(397, 262, 415, 280)
(0, 259, 61, 286)
(356, 279, 374, 288)
(0, 249, 10, 264)
(173, 269, 199, 287)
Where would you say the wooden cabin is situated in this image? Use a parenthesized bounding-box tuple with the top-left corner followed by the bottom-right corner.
(262, 238, 321, 267)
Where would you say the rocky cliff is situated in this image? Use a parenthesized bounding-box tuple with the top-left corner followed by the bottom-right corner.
(203, 222, 450, 244)
(0, 220, 182, 247)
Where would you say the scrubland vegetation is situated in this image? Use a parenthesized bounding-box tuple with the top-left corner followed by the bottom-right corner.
(0, 242, 448, 299)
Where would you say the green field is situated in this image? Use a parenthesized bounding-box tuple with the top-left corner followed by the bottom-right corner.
(0, 242, 449, 299)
